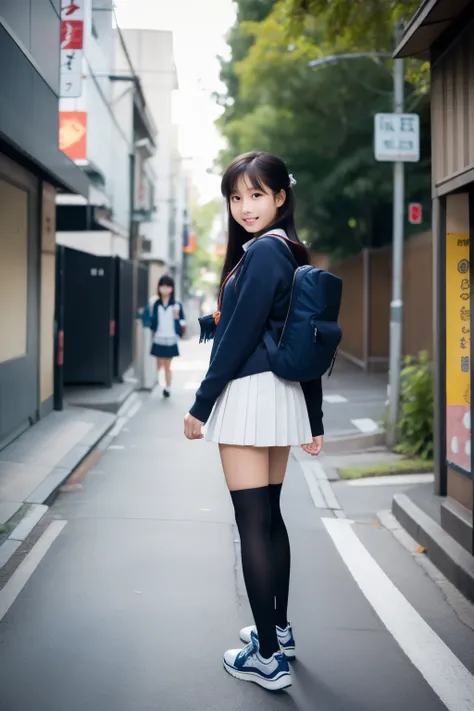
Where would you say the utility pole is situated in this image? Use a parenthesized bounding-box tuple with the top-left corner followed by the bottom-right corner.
(387, 22, 405, 447)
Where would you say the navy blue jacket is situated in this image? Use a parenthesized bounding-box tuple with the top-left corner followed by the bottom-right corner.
(150, 299, 185, 338)
(190, 236, 324, 435)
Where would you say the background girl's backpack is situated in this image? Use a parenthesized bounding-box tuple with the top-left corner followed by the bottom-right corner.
(263, 239, 343, 382)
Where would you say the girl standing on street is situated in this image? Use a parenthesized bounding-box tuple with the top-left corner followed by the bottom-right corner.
(150, 275, 185, 398)
(184, 151, 324, 691)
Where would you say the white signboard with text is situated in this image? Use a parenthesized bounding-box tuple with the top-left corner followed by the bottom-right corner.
(374, 113, 420, 162)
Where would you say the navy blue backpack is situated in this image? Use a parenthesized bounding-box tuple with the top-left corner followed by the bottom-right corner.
(263, 238, 343, 382)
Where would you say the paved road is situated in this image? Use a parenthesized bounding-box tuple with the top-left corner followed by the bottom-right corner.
(0, 340, 473, 711)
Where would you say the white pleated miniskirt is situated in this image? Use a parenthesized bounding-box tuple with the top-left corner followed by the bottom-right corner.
(204, 371, 312, 447)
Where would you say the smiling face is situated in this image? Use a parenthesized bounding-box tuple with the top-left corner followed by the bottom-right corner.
(229, 175, 286, 235)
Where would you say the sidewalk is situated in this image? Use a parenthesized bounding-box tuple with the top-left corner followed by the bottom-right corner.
(0, 406, 116, 567)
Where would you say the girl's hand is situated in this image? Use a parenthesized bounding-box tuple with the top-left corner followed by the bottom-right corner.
(301, 435, 323, 456)
(184, 413, 204, 440)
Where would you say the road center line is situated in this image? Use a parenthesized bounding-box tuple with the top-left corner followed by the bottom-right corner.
(322, 518, 474, 711)
(0, 520, 67, 623)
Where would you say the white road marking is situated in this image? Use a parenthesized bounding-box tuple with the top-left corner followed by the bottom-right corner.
(323, 394, 348, 404)
(126, 400, 142, 419)
(348, 473, 434, 487)
(322, 518, 474, 711)
(108, 416, 127, 438)
(351, 417, 379, 433)
(8, 504, 48, 542)
(0, 520, 67, 622)
(108, 445, 125, 450)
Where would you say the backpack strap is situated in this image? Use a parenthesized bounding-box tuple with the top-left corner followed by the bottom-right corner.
(261, 234, 300, 355)
(261, 233, 299, 269)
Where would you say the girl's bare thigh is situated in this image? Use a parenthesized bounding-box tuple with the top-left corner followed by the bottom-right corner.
(219, 445, 269, 492)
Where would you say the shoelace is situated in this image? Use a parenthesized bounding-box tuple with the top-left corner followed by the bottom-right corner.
(237, 639, 257, 664)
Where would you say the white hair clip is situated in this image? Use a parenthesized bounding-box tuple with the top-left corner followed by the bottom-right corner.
(289, 174, 297, 187)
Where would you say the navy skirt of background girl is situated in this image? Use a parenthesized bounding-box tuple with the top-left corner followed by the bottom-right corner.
(150, 343, 180, 358)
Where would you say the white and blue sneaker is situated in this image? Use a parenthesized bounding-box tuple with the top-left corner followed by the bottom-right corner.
(240, 623, 296, 660)
(223, 631, 292, 691)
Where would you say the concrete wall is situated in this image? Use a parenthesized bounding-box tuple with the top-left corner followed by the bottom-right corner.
(117, 29, 178, 264)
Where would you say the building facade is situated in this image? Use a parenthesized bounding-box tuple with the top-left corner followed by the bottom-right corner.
(56, 0, 156, 259)
(396, 0, 474, 555)
(116, 29, 187, 297)
(0, 1, 89, 449)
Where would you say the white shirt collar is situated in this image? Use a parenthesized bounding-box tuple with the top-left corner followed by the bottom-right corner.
(242, 228, 287, 252)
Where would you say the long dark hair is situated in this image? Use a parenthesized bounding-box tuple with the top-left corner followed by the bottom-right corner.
(157, 274, 175, 305)
(220, 151, 309, 286)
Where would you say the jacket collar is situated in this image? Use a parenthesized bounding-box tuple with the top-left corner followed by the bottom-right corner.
(242, 228, 288, 252)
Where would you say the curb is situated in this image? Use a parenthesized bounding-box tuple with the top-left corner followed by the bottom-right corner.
(0, 414, 116, 573)
(392, 493, 474, 604)
(26, 414, 116, 507)
(324, 430, 386, 454)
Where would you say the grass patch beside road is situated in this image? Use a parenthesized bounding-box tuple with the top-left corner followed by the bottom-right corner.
(338, 458, 434, 480)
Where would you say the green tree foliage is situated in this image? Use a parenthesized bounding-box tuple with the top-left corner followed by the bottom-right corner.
(279, 0, 421, 51)
(216, 1, 431, 257)
(189, 199, 224, 289)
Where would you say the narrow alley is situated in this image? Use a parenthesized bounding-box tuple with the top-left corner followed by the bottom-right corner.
(0, 340, 473, 711)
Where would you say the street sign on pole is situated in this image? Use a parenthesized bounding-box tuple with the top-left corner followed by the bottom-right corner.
(408, 203, 422, 224)
(374, 113, 420, 162)
(386, 22, 407, 449)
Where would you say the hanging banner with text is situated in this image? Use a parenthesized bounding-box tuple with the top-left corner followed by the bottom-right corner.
(446, 232, 471, 474)
(60, 0, 84, 98)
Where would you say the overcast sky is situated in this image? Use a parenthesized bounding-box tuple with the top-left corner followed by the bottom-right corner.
(114, 0, 236, 202)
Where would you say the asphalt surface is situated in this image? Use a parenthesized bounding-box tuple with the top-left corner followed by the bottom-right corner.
(0, 339, 473, 711)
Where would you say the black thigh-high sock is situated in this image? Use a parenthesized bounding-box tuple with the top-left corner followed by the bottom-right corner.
(230, 486, 279, 659)
(269, 483, 291, 629)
